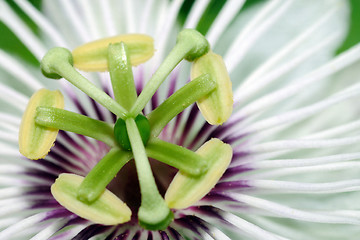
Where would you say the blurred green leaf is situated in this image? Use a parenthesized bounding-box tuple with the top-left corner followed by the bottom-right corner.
(0, 0, 42, 66)
(179, 0, 264, 35)
(336, 0, 360, 54)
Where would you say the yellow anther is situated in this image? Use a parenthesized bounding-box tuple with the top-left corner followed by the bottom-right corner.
(51, 173, 132, 225)
(19, 89, 64, 160)
(191, 51, 233, 125)
(165, 138, 232, 209)
(72, 34, 154, 71)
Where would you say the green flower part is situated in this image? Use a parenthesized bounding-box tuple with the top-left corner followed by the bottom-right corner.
(165, 138, 233, 209)
(19, 89, 64, 160)
(51, 173, 132, 225)
(114, 114, 150, 151)
(19, 30, 233, 230)
(191, 51, 233, 125)
(72, 34, 154, 71)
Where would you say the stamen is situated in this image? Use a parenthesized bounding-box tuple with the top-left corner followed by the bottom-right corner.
(77, 148, 132, 203)
(72, 34, 154, 71)
(146, 139, 208, 176)
(147, 73, 216, 137)
(126, 118, 173, 230)
(51, 173, 132, 225)
(165, 138, 232, 209)
(130, 29, 210, 116)
(18, 27, 234, 231)
(35, 107, 116, 147)
(40, 47, 128, 119)
(191, 51, 233, 125)
(19, 89, 64, 160)
(108, 42, 137, 110)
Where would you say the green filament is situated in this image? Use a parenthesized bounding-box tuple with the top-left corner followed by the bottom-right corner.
(35, 107, 116, 147)
(130, 29, 210, 116)
(41, 47, 128, 119)
(77, 148, 132, 203)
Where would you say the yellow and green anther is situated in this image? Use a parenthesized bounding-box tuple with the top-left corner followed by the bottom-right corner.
(19, 30, 234, 230)
(19, 89, 64, 160)
(165, 138, 232, 209)
(191, 51, 233, 125)
(72, 34, 154, 71)
(51, 173, 132, 225)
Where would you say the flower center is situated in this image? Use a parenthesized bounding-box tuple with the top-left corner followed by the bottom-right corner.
(114, 114, 150, 151)
(18, 29, 234, 230)
(107, 157, 177, 214)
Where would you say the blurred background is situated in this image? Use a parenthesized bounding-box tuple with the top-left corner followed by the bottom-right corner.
(1, 0, 359, 66)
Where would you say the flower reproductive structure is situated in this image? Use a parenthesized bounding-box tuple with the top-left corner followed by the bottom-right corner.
(18, 29, 234, 230)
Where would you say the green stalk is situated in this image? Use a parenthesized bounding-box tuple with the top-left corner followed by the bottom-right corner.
(146, 138, 208, 176)
(130, 29, 209, 116)
(35, 107, 116, 147)
(147, 74, 215, 137)
(41, 47, 128, 119)
(129, 41, 192, 116)
(125, 118, 173, 230)
(108, 43, 137, 110)
(77, 148, 132, 203)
